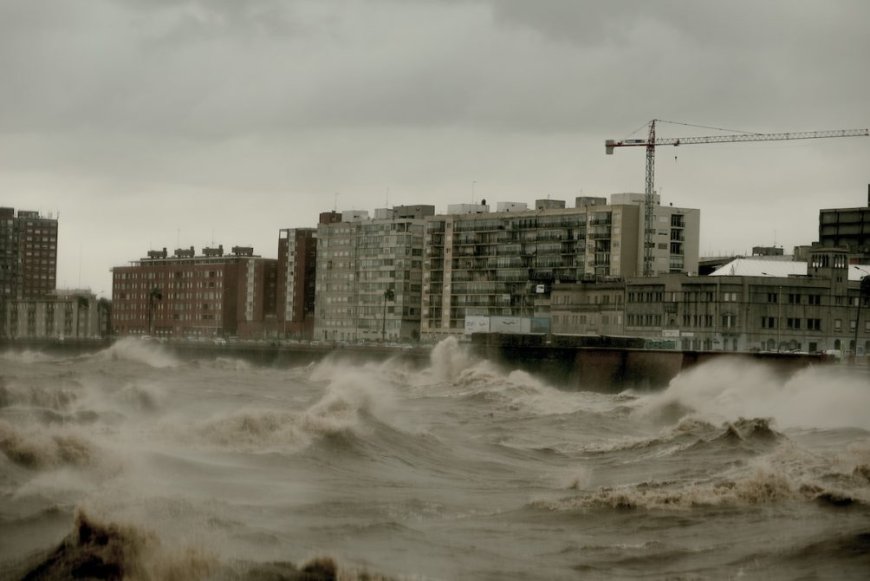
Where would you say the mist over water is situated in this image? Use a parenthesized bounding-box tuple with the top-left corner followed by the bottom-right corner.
(1, 338, 868, 579)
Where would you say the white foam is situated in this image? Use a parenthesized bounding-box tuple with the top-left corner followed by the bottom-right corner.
(96, 338, 179, 369)
(635, 359, 870, 431)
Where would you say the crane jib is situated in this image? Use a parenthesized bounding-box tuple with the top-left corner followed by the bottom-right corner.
(606, 128, 869, 152)
(604, 123, 869, 276)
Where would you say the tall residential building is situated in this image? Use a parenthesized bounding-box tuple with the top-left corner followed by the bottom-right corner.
(420, 196, 699, 340)
(0, 207, 58, 301)
(111, 245, 278, 339)
(277, 228, 317, 339)
(314, 207, 431, 342)
(1, 207, 59, 338)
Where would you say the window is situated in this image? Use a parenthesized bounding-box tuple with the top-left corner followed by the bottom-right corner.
(767, 293, 778, 303)
(761, 317, 777, 329)
(834, 319, 842, 331)
(787, 293, 800, 304)
(807, 318, 821, 331)
(808, 294, 821, 306)
(787, 318, 801, 330)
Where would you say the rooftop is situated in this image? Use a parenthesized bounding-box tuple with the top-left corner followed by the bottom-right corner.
(710, 258, 870, 281)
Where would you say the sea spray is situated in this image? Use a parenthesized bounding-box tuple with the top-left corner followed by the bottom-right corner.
(97, 337, 179, 369)
(3, 338, 870, 579)
(634, 358, 870, 430)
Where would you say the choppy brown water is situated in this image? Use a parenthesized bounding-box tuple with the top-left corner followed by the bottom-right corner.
(1, 338, 869, 580)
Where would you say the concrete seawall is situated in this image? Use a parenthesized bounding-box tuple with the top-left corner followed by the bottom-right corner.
(1, 337, 831, 392)
(469, 334, 831, 391)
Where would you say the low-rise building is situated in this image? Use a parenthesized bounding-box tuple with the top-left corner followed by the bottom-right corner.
(2, 289, 107, 340)
(550, 247, 870, 356)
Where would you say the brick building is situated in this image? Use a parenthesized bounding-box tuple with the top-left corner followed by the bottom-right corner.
(277, 228, 317, 339)
(0, 208, 58, 300)
(1, 207, 59, 338)
(111, 245, 278, 339)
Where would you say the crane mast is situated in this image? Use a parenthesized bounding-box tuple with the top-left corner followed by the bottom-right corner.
(606, 121, 869, 277)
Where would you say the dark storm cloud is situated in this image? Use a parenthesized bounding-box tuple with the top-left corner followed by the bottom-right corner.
(3, 0, 868, 141)
(1, 0, 868, 292)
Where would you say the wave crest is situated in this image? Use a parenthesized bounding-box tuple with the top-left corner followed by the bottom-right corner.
(0, 421, 93, 469)
(17, 510, 214, 581)
(534, 465, 866, 512)
(97, 338, 179, 369)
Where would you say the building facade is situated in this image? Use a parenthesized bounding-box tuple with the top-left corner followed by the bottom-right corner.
(277, 228, 317, 339)
(818, 186, 870, 262)
(1, 208, 59, 337)
(314, 209, 428, 342)
(111, 246, 278, 339)
(2, 290, 108, 340)
(421, 196, 700, 341)
(0, 207, 58, 300)
(550, 247, 870, 356)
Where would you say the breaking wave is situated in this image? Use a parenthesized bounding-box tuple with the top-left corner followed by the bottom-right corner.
(0, 382, 79, 412)
(12, 510, 392, 581)
(535, 467, 868, 512)
(635, 359, 870, 430)
(191, 359, 400, 452)
(0, 421, 94, 470)
(14, 510, 214, 581)
(0, 350, 60, 364)
(95, 338, 179, 369)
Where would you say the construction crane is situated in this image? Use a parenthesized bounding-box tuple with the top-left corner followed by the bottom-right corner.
(606, 120, 869, 276)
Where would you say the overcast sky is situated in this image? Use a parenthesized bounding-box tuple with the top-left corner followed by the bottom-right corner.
(2, 0, 868, 296)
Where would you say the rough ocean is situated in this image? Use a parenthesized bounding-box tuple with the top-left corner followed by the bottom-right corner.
(1, 339, 869, 580)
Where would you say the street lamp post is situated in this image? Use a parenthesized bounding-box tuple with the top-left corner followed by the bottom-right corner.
(382, 287, 394, 343)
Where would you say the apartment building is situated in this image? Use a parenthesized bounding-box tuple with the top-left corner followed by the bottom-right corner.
(551, 247, 870, 355)
(111, 245, 277, 339)
(277, 228, 317, 339)
(0, 208, 59, 301)
(421, 196, 700, 340)
(0, 207, 59, 338)
(314, 207, 430, 342)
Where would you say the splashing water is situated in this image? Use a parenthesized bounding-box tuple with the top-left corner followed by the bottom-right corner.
(1, 340, 868, 579)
